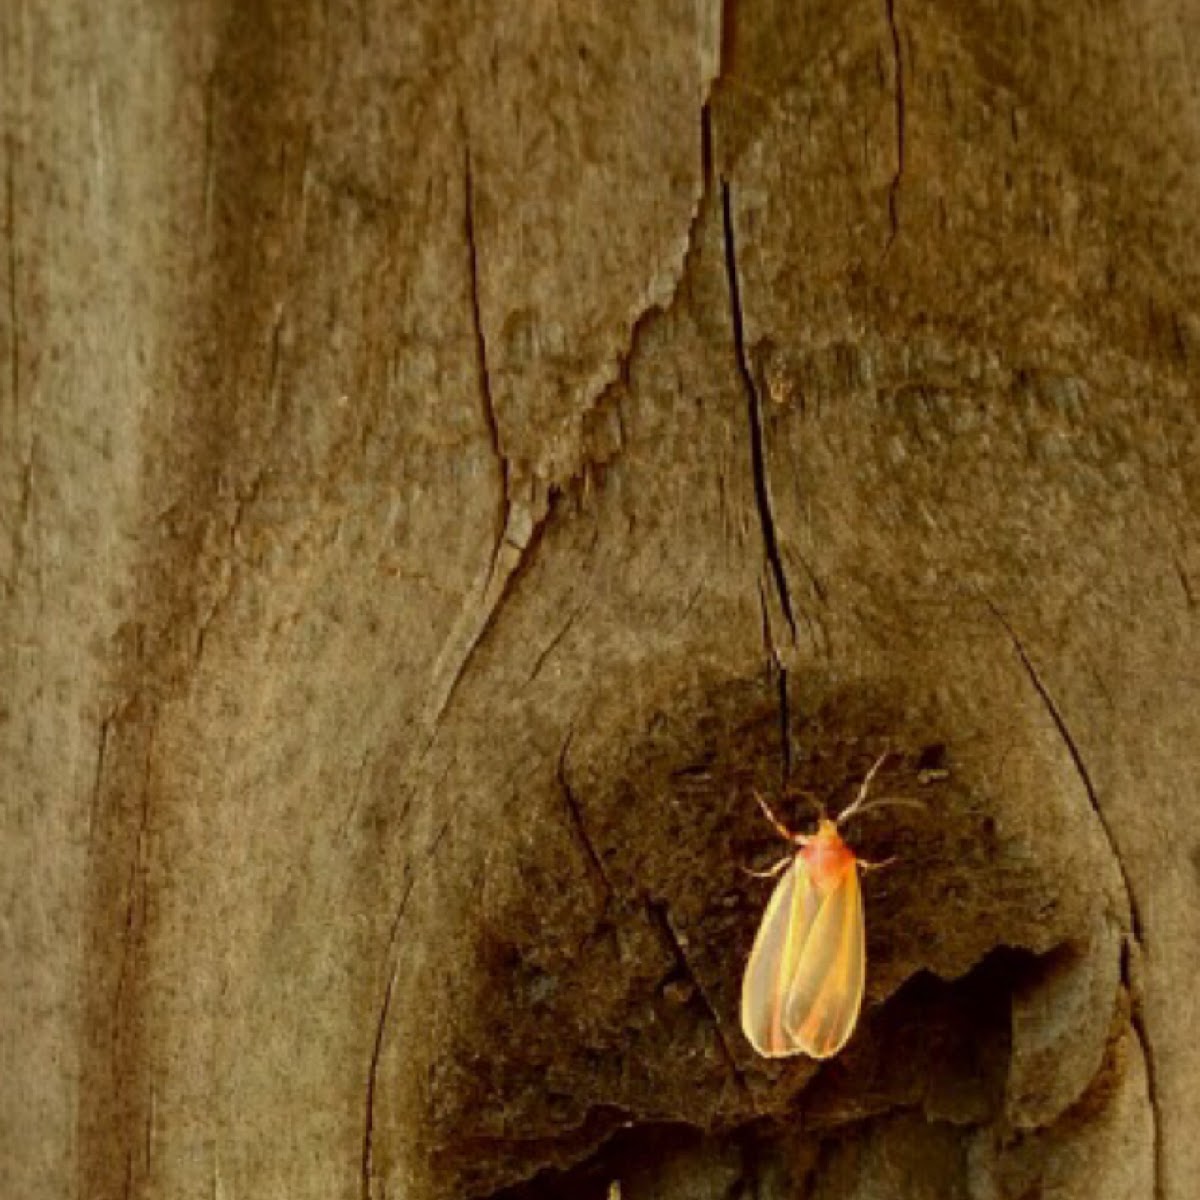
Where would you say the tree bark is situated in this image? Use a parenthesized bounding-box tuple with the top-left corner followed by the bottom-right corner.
(3, 1, 1198, 1198)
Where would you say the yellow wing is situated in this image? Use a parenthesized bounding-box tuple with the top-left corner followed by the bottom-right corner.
(782, 863, 866, 1059)
(740, 855, 822, 1057)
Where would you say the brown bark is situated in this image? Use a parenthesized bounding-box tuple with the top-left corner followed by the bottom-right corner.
(2, 1, 1198, 1197)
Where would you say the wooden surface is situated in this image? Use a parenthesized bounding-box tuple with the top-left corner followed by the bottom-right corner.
(2, 1, 1198, 1196)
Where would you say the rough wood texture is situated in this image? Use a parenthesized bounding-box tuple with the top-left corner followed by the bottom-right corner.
(2, 1, 1197, 1197)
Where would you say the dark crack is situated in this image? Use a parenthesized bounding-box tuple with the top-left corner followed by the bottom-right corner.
(362, 816, 458, 1198)
(987, 601, 1163, 1198)
(111, 737, 152, 1044)
(757, 577, 792, 784)
(361, 869, 417, 1200)
(6, 437, 35, 596)
(266, 307, 284, 405)
(361, 943, 401, 1200)
(1174, 557, 1195, 610)
(776, 658, 792, 782)
(719, 179, 797, 645)
(1129, 1002, 1165, 1200)
(883, 0, 906, 249)
(557, 734, 613, 898)
(646, 901, 750, 1102)
(1121, 942, 1165, 1200)
(464, 142, 510, 578)
(527, 600, 589, 686)
(986, 600, 1143, 943)
(6, 134, 18, 425)
(201, 69, 216, 229)
(433, 488, 556, 737)
(89, 716, 113, 840)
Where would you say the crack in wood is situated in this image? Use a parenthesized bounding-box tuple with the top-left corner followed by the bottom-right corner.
(645, 900, 750, 1103)
(557, 733, 613, 898)
(361, 955, 400, 1200)
(464, 141, 510, 582)
(6, 134, 18, 428)
(361, 872, 414, 1200)
(527, 599, 589, 686)
(425, 487, 555, 747)
(987, 599, 1163, 1199)
(755, 580, 793, 782)
(362, 813, 456, 1199)
(5, 436, 36, 596)
(1122, 942, 1165, 1200)
(883, 0, 906, 249)
(986, 600, 1143, 943)
(719, 178, 797, 647)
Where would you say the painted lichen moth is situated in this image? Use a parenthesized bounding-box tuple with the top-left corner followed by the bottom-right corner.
(740, 754, 915, 1059)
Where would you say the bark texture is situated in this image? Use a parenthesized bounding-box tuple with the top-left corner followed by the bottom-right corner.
(2, 1, 1198, 1198)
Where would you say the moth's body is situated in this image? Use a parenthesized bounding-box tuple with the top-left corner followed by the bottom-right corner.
(740, 757, 907, 1061)
(798, 819, 856, 890)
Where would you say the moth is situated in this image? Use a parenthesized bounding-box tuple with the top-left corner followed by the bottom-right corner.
(740, 754, 910, 1059)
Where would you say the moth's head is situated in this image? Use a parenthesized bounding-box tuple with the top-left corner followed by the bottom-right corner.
(812, 816, 845, 844)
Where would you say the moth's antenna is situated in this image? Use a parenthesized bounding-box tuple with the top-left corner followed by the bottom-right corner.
(835, 752, 892, 827)
(842, 797, 927, 824)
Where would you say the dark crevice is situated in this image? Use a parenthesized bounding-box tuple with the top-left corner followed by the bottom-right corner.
(464, 143, 510, 579)
(986, 602, 1162, 1198)
(6, 134, 18, 426)
(985, 600, 1144, 944)
(110, 738, 152, 1043)
(266, 307, 285, 406)
(719, 179, 797, 646)
(201, 69, 216, 227)
(5, 434, 35, 596)
(671, 580, 705, 633)
(362, 813, 457, 1200)
(776, 665, 792, 782)
(883, 0, 906, 249)
(557, 734, 613, 898)
(1122, 944, 1165, 1200)
(361, 874, 415, 1200)
(361, 963, 399, 1200)
(1174, 557, 1195, 610)
(756, 581, 791, 783)
(433, 488, 556, 736)
(527, 600, 589, 686)
(645, 901, 749, 1102)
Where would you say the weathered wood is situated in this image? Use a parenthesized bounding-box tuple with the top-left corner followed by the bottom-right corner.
(3, 1, 1198, 1197)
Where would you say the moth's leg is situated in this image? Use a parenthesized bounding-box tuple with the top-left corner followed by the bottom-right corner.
(743, 854, 794, 880)
(857, 856, 897, 872)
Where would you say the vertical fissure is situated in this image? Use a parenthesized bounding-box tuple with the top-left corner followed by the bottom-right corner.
(361, 883, 411, 1200)
(5, 135, 18, 425)
(719, 179, 797, 644)
(883, 0, 906, 247)
(463, 143, 510, 575)
(989, 600, 1162, 1198)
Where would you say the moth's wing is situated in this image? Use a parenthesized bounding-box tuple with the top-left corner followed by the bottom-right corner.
(782, 864, 866, 1059)
(740, 855, 822, 1057)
